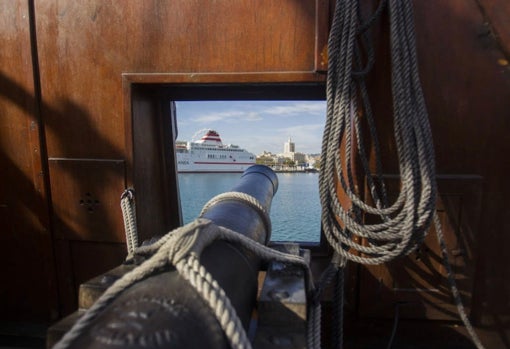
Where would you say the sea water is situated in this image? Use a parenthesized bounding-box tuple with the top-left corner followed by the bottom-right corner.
(177, 172, 321, 242)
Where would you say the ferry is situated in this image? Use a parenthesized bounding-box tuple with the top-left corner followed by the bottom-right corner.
(176, 130, 256, 172)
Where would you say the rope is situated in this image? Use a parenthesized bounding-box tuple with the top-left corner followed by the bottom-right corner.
(320, 1, 485, 348)
(320, 0, 436, 266)
(200, 191, 272, 244)
(120, 189, 138, 256)
(433, 212, 485, 349)
(307, 297, 321, 349)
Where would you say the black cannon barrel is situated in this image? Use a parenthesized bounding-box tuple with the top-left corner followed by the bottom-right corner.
(66, 165, 278, 349)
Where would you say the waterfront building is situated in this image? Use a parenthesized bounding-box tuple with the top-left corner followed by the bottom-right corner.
(256, 138, 319, 170)
(282, 136, 305, 165)
(284, 137, 295, 154)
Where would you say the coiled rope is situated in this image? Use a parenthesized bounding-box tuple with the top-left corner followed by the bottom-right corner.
(319, 0, 485, 348)
(320, 0, 436, 265)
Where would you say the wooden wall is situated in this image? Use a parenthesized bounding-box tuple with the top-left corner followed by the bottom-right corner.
(357, 0, 510, 327)
(2, 0, 325, 322)
(0, 1, 58, 322)
(0, 0, 509, 341)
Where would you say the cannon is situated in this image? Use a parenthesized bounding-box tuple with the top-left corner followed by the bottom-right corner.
(51, 165, 280, 348)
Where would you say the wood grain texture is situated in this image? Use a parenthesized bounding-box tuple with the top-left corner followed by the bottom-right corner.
(361, 0, 510, 323)
(0, 1, 58, 322)
(359, 177, 482, 320)
(414, 0, 510, 323)
(48, 159, 126, 242)
(34, 0, 320, 158)
(478, 0, 510, 57)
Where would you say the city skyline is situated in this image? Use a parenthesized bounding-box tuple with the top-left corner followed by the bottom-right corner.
(175, 100, 326, 155)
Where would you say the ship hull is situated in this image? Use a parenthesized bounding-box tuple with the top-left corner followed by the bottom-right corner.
(177, 160, 255, 173)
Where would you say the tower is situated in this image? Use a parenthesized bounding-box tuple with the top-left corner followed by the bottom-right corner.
(284, 137, 295, 154)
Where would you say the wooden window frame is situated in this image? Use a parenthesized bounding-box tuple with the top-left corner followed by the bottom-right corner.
(122, 72, 330, 254)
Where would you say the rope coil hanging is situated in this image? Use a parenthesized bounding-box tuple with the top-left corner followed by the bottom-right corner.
(319, 1, 485, 348)
(320, 0, 437, 265)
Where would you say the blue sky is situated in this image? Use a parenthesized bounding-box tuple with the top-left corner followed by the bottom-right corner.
(175, 100, 326, 155)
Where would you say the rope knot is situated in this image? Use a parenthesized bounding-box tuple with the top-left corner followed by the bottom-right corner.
(166, 219, 216, 264)
(120, 188, 135, 201)
(139, 218, 220, 268)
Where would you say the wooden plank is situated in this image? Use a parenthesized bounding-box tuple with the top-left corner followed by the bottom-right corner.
(71, 241, 129, 303)
(412, 0, 510, 323)
(35, 0, 321, 159)
(255, 244, 310, 349)
(0, 0, 58, 322)
(78, 264, 135, 310)
(314, 0, 331, 72)
(358, 177, 482, 320)
(356, 0, 510, 323)
(478, 0, 510, 57)
(48, 159, 126, 242)
(129, 91, 181, 240)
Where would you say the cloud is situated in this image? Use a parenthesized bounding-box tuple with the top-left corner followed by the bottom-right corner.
(263, 102, 326, 117)
(280, 123, 325, 135)
(191, 110, 262, 123)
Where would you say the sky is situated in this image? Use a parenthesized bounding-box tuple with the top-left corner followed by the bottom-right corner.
(175, 100, 327, 155)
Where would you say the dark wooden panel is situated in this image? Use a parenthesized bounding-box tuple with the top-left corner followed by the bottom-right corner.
(48, 159, 126, 242)
(315, 0, 331, 72)
(0, 1, 58, 322)
(413, 0, 510, 323)
(360, 0, 510, 323)
(359, 177, 482, 320)
(35, 0, 322, 158)
(52, 240, 128, 316)
(53, 240, 77, 316)
(478, 0, 510, 56)
(128, 89, 181, 240)
(70, 241, 127, 299)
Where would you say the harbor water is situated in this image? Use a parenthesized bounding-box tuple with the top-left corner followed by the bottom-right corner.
(178, 171, 321, 242)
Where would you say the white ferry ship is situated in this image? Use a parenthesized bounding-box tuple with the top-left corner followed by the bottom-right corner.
(176, 130, 256, 172)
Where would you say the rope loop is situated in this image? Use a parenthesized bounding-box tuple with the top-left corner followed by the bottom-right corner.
(321, 1, 485, 348)
(200, 191, 272, 244)
(120, 188, 138, 256)
(320, 0, 436, 265)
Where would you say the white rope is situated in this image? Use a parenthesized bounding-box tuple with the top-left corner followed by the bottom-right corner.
(200, 191, 272, 243)
(120, 189, 138, 256)
(433, 213, 485, 349)
(320, 0, 436, 266)
(320, 1, 486, 349)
